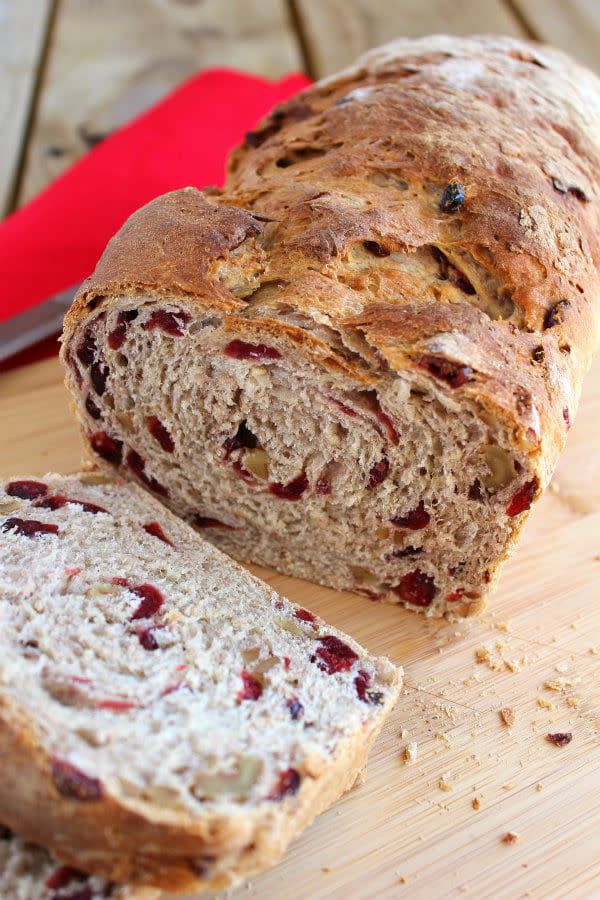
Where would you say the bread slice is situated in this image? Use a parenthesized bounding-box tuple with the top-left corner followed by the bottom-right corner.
(0, 474, 400, 892)
(0, 824, 158, 899)
(61, 35, 600, 617)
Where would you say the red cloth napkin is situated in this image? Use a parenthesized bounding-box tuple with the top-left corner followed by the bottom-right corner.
(0, 68, 310, 370)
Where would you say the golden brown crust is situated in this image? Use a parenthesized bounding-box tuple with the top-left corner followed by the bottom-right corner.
(65, 35, 600, 496)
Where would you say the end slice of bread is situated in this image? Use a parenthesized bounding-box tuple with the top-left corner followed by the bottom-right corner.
(0, 474, 401, 892)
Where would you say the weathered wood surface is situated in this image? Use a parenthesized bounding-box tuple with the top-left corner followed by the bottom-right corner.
(0, 0, 52, 216)
(294, 0, 527, 77)
(0, 351, 599, 900)
(15, 0, 303, 207)
(513, 0, 600, 72)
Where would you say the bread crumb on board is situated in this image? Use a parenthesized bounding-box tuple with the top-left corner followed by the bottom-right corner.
(537, 696, 555, 710)
(403, 742, 418, 764)
(502, 831, 520, 845)
(475, 641, 528, 672)
(499, 707, 515, 727)
(438, 774, 454, 792)
(544, 677, 579, 691)
(472, 795, 482, 810)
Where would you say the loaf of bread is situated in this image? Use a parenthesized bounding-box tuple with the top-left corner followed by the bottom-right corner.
(0, 474, 400, 892)
(0, 825, 158, 899)
(62, 35, 600, 617)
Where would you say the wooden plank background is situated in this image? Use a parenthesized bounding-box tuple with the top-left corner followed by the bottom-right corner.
(0, 0, 53, 216)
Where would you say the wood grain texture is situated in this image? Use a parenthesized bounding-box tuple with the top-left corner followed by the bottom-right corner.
(1, 351, 599, 899)
(16, 0, 302, 206)
(0, 0, 52, 216)
(513, 0, 600, 72)
(293, 0, 527, 77)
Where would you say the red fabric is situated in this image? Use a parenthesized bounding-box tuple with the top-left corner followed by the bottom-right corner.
(0, 68, 310, 370)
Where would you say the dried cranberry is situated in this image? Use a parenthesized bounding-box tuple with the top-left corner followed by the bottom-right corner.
(138, 626, 162, 650)
(392, 501, 430, 530)
(51, 759, 103, 801)
(76, 328, 97, 367)
(374, 403, 400, 445)
(440, 181, 465, 212)
(445, 588, 464, 603)
(224, 339, 281, 361)
(315, 476, 332, 495)
(354, 669, 370, 701)
(390, 545, 423, 559)
(90, 361, 109, 396)
(546, 732, 572, 746)
(146, 415, 175, 452)
(419, 356, 473, 388)
(368, 458, 389, 488)
(45, 866, 87, 890)
(194, 515, 235, 529)
(85, 395, 102, 420)
(363, 240, 390, 257)
(130, 583, 165, 620)
(287, 697, 303, 720)
(354, 669, 384, 705)
(393, 570, 436, 607)
(269, 472, 308, 501)
(332, 399, 358, 417)
(563, 406, 571, 428)
(269, 767, 301, 800)
(90, 431, 123, 465)
(144, 309, 190, 336)
(223, 420, 258, 457)
(295, 608, 316, 623)
(143, 521, 173, 546)
(108, 309, 138, 350)
(1, 518, 59, 537)
(314, 635, 359, 674)
(126, 449, 169, 497)
(448, 265, 476, 294)
(506, 478, 538, 516)
(238, 670, 263, 702)
(98, 698, 137, 711)
(38, 495, 108, 515)
(544, 299, 570, 329)
(6, 480, 47, 500)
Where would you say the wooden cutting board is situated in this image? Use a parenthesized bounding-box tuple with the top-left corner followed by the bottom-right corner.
(1, 354, 599, 899)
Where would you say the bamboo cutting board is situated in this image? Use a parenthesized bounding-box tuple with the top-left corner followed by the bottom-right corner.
(0, 354, 599, 900)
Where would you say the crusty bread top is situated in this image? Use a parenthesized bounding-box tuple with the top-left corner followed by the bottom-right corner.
(64, 35, 600, 485)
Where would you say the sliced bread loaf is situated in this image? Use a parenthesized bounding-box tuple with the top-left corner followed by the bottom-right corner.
(0, 474, 400, 892)
(0, 825, 158, 899)
(61, 35, 600, 617)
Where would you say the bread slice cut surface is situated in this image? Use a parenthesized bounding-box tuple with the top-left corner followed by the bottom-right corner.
(0, 474, 400, 892)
